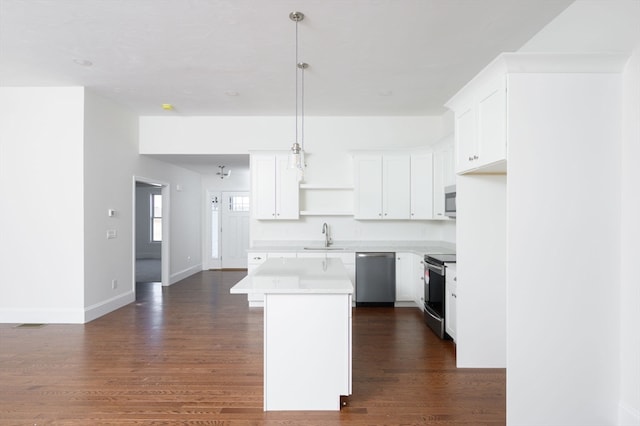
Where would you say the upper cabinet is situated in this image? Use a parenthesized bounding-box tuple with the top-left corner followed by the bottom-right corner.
(251, 153, 299, 220)
(410, 152, 434, 220)
(353, 154, 411, 220)
(447, 69, 507, 174)
(432, 137, 455, 219)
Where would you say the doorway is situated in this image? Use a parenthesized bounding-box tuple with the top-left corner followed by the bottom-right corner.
(134, 177, 170, 290)
(204, 191, 250, 270)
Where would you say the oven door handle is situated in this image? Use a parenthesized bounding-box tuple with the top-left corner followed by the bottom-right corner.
(426, 263, 445, 275)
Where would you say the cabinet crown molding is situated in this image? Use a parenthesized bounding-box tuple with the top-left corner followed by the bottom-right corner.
(446, 52, 629, 110)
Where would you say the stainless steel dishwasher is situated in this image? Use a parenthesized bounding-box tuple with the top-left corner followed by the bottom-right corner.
(355, 252, 396, 307)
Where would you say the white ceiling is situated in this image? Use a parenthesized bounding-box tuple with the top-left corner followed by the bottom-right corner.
(0, 0, 575, 117)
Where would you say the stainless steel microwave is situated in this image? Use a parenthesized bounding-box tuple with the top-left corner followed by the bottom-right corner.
(444, 185, 456, 218)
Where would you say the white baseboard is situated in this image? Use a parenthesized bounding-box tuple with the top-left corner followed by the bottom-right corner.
(394, 301, 418, 308)
(0, 307, 85, 324)
(168, 263, 202, 286)
(84, 291, 135, 323)
(618, 401, 640, 426)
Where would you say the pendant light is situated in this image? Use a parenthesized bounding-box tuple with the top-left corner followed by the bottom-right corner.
(289, 11, 308, 180)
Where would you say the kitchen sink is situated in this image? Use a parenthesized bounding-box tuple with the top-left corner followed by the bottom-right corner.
(303, 247, 345, 250)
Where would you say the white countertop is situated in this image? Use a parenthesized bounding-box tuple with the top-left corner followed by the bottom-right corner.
(247, 240, 455, 257)
(230, 258, 354, 295)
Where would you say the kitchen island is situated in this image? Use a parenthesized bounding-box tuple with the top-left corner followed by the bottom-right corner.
(230, 257, 353, 411)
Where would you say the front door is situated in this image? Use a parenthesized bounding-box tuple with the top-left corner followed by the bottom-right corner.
(220, 191, 250, 269)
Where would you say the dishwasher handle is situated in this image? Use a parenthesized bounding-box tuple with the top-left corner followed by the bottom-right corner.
(356, 252, 395, 258)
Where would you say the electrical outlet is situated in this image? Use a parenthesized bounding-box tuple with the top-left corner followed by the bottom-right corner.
(111, 279, 118, 289)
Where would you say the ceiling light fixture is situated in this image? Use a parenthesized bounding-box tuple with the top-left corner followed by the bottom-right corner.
(289, 11, 308, 181)
(216, 165, 231, 179)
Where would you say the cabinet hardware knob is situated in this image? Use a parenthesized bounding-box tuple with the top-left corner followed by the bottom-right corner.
(384, 213, 388, 216)
(473, 155, 478, 160)
(437, 213, 442, 216)
(468, 156, 473, 161)
(420, 277, 424, 280)
(452, 293, 457, 298)
(454, 277, 457, 281)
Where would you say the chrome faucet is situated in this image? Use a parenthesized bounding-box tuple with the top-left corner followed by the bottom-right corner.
(322, 222, 332, 247)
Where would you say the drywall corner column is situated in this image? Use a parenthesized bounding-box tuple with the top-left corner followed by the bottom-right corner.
(456, 173, 506, 368)
(506, 73, 622, 425)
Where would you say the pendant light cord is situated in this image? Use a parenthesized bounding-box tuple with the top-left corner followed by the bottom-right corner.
(295, 18, 299, 148)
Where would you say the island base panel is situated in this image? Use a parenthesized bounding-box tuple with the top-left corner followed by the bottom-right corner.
(264, 293, 352, 411)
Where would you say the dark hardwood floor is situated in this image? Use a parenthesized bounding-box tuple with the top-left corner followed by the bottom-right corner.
(0, 271, 505, 425)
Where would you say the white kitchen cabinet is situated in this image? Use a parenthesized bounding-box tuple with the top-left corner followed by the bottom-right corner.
(410, 152, 434, 220)
(414, 254, 425, 311)
(353, 154, 410, 220)
(432, 138, 455, 220)
(251, 153, 299, 220)
(395, 252, 414, 303)
(447, 67, 507, 174)
(247, 252, 268, 307)
(445, 264, 457, 341)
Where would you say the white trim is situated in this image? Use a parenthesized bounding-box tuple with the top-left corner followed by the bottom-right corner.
(169, 263, 202, 285)
(0, 308, 85, 324)
(84, 291, 135, 323)
(133, 176, 171, 290)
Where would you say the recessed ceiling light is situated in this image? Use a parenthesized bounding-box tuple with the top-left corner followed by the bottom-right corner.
(72, 58, 93, 67)
(161, 103, 174, 111)
(225, 91, 239, 96)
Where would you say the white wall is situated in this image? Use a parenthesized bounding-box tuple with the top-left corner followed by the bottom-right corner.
(619, 43, 640, 426)
(506, 72, 622, 425)
(84, 91, 203, 315)
(139, 116, 446, 154)
(0, 87, 203, 323)
(0, 87, 86, 323)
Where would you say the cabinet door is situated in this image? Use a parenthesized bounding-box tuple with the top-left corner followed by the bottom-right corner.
(414, 254, 425, 311)
(382, 155, 411, 219)
(252, 155, 277, 219)
(410, 153, 433, 220)
(445, 269, 457, 341)
(395, 253, 413, 301)
(433, 148, 446, 220)
(275, 155, 299, 219)
(476, 77, 506, 168)
(353, 155, 383, 219)
(455, 104, 476, 173)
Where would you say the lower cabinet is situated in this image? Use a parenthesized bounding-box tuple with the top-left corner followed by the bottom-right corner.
(445, 264, 457, 341)
(395, 252, 414, 303)
(414, 254, 425, 311)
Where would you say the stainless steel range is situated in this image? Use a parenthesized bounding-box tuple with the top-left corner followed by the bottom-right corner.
(424, 253, 456, 339)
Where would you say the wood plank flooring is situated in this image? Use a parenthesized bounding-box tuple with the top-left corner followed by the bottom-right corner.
(0, 271, 505, 425)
